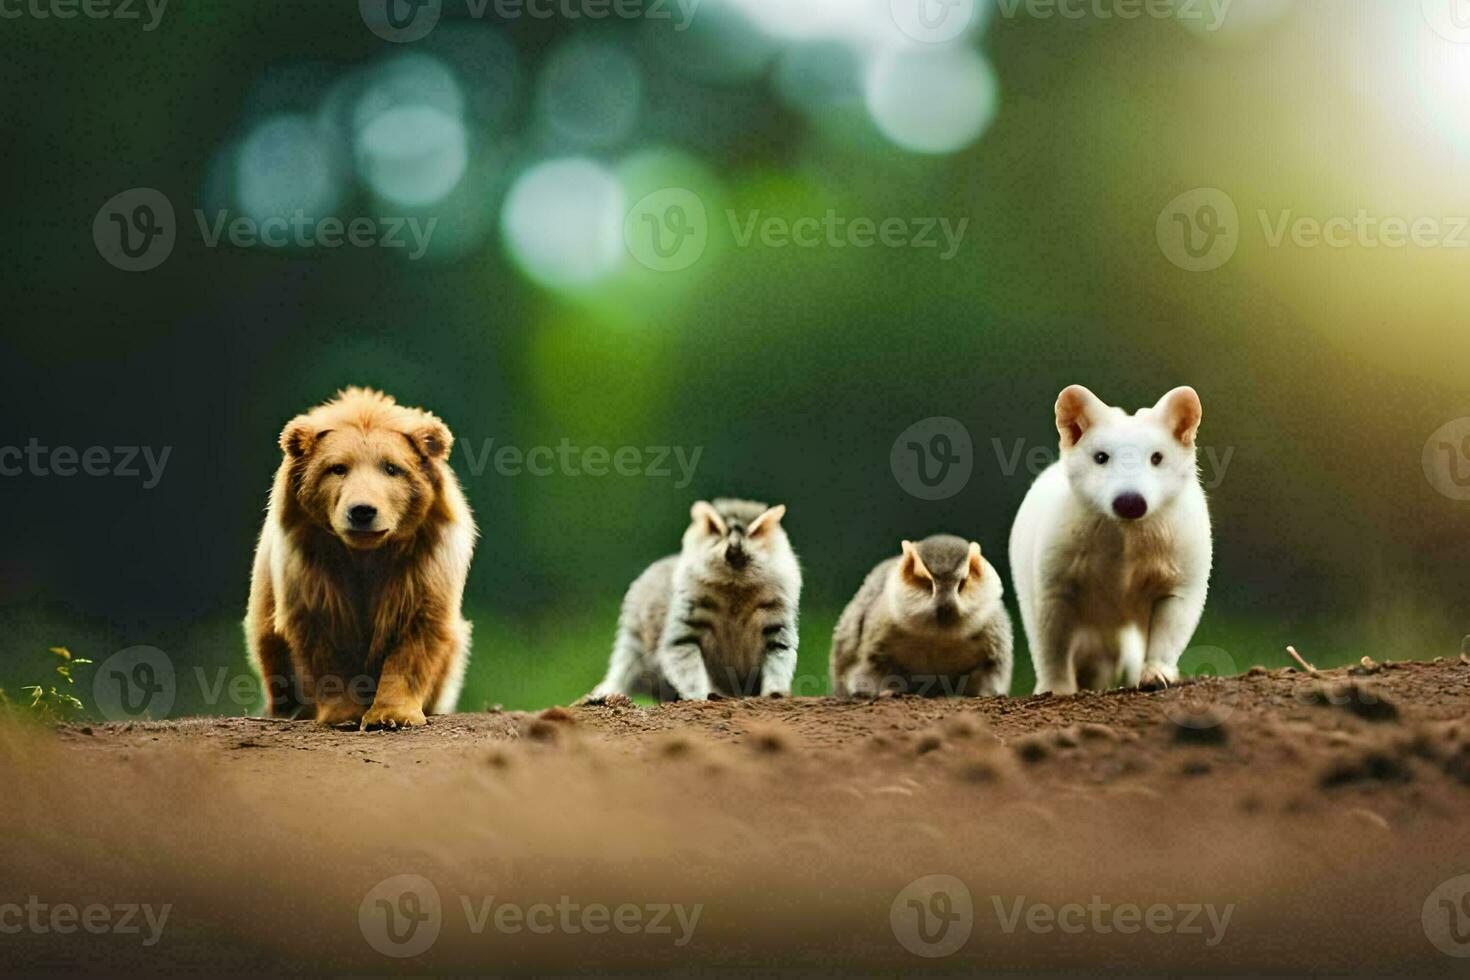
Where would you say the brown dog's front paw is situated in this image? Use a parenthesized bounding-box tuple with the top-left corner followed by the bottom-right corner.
(315, 697, 366, 728)
(361, 701, 427, 731)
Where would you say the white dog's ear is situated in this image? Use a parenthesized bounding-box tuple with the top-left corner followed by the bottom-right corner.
(1154, 386, 1202, 447)
(690, 501, 726, 537)
(1055, 385, 1105, 449)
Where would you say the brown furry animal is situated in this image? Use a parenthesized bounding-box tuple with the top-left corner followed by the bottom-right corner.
(246, 388, 477, 729)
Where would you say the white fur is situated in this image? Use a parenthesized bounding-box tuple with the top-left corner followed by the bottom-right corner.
(1009, 387, 1212, 694)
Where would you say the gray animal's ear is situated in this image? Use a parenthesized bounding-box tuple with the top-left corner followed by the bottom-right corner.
(1056, 385, 1105, 449)
(899, 540, 932, 586)
(748, 504, 786, 538)
(280, 417, 322, 459)
(1154, 386, 1202, 447)
(691, 501, 725, 537)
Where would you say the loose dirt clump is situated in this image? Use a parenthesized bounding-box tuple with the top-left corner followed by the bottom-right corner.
(1010, 732, 1051, 763)
(1321, 748, 1413, 787)
(1169, 710, 1229, 745)
(1305, 681, 1400, 723)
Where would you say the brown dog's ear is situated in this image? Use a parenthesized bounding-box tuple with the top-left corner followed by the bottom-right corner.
(1055, 385, 1105, 450)
(1154, 386, 1202, 447)
(280, 417, 321, 459)
(410, 418, 453, 460)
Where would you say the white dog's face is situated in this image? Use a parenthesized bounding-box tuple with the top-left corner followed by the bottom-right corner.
(1057, 385, 1203, 522)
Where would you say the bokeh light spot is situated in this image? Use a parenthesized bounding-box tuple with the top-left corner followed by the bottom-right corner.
(235, 113, 341, 226)
(536, 37, 643, 150)
(353, 54, 469, 208)
(864, 46, 998, 154)
(501, 158, 625, 291)
(357, 105, 469, 209)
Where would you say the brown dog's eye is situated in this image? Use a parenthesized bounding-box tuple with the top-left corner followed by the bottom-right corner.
(383, 462, 404, 478)
(328, 464, 349, 477)
(1151, 452, 1164, 466)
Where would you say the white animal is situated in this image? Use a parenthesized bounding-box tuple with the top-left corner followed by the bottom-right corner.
(1009, 386, 1212, 694)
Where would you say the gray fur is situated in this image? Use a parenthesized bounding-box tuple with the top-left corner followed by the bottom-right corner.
(589, 499, 802, 701)
(830, 534, 1013, 698)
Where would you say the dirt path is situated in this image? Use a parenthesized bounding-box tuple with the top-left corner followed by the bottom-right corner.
(4, 657, 1470, 974)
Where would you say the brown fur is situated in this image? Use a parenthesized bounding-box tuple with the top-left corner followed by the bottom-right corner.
(245, 388, 478, 729)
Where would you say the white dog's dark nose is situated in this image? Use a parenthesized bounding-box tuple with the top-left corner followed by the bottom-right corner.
(348, 504, 378, 528)
(1112, 493, 1148, 520)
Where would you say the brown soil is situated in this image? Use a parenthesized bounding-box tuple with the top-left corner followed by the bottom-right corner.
(5, 658, 1470, 975)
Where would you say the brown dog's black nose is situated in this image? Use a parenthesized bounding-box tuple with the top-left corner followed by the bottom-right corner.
(1112, 493, 1148, 520)
(348, 505, 378, 528)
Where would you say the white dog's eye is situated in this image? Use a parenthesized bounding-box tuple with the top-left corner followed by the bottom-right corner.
(1093, 452, 1110, 465)
(1151, 452, 1164, 466)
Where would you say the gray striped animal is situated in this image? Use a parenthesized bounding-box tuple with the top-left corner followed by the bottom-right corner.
(588, 499, 801, 701)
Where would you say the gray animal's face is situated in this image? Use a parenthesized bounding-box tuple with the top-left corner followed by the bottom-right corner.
(1057, 385, 1203, 523)
(682, 499, 790, 579)
(893, 535, 987, 628)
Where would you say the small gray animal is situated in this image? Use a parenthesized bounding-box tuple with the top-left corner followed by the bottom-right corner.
(588, 499, 801, 701)
(830, 535, 1012, 698)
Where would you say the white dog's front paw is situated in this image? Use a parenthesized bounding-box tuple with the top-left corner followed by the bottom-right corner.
(1139, 663, 1179, 692)
(1034, 676, 1078, 697)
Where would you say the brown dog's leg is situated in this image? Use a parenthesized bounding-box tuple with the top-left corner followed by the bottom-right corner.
(313, 690, 367, 728)
(301, 654, 373, 728)
(254, 632, 311, 719)
(362, 636, 445, 730)
(247, 557, 309, 718)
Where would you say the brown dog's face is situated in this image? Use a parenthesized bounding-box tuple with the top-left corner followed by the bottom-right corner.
(280, 396, 450, 551)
